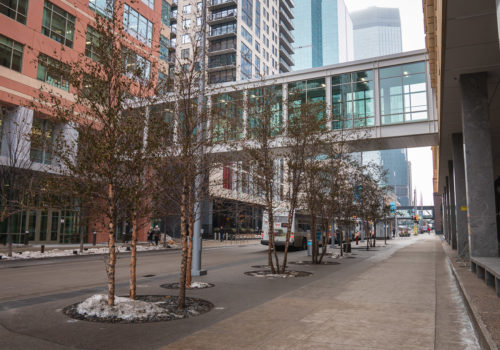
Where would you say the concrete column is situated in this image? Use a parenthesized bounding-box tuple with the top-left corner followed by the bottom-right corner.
(460, 72, 498, 257)
(442, 185, 448, 241)
(452, 133, 469, 257)
(448, 160, 457, 249)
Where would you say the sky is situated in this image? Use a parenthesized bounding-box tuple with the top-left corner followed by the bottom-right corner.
(344, 0, 434, 205)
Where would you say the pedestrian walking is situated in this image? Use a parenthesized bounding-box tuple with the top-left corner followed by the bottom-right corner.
(392, 228, 396, 238)
(219, 226, 224, 242)
(147, 229, 153, 245)
(153, 225, 160, 246)
(427, 226, 431, 234)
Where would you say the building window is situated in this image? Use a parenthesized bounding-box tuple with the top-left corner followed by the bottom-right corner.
(182, 34, 190, 44)
(123, 4, 153, 47)
(240, 42, 252, 80)
(242, 0, 253, 28)
(255, 0, 261, 38)
(208, 69, 236, 84)
(159, 35, 169, 62)
(332, 70, 374, 129)
(380, 62, 427, 124)
(196, 16, 201, 26)
(37, 54, 69, 91)
(42, 1, 75, 48)
(0, 34, 23, 72)
(288, 78, 326, 123)
(85, 26, 100, 62)
(30, 116, 55, 165)
(241, 26, 253, 44)
(141, 0, 154, 9)
(223, 166, 233, 189)
(0, 0, 28, 24)
(254, 56, 260, 77)
(89, 0, 114, 17)
(208, 53, 236, 68)
(210, 22, 237, 36)
(213, 92, 244, 141)
(122, 48, 150, 80)
(209, 37, 236, 53)
(161, 0, 171, 26)
(181, 48, 190, 59)
(182, 18, 191, 29)
(183, 4, 191, 14)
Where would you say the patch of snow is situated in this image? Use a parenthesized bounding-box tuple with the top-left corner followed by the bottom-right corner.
(189, 282, 212, 289)
(76, 294, 174, 321)
(0, 244, 178, 261)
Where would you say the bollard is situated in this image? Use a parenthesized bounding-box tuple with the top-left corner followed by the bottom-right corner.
(41, 245, 45, 253)
(92, 231, 97, 246)
(307, 240, 312, 256)
(24, 231, 29, 245)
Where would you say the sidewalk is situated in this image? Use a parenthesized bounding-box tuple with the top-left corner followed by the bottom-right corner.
(442, 240, 500, 349)
(160, 235, 478, 350)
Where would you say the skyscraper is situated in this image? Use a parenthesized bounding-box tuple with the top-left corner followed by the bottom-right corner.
(351, 6, 411, 207)
(351, 6, 402, 60)
(171, 0, 294, 84)
(292, 0, 353, 71)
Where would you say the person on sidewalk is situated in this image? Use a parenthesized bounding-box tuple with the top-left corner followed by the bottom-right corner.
(219, 226, 224, 242)
(392, 228, 396, 238)
(147, 229, 153, 245)
(153, 225, 160, 246)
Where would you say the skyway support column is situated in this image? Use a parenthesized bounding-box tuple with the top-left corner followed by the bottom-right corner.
(452, 133, 469, 258)
(448, 160, 457, 250)
(460, 72, 498, 257)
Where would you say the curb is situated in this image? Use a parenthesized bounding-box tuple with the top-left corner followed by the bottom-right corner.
(446, 255, 499, 350)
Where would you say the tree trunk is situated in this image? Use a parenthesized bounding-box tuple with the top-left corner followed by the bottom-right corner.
(318, 221, 328, 263)
(106, 185, 116, 306)
(365, 221, 370, 251)
(311, 214, 317, 263)
(267, 205, 277, 274)
(178, 180, 189, 310)
(281, 209, 294, 274)
(186, 201, 194, 288)
(7, 216, 12, 257)
(129, 213, 138, 300)
(339, 230, 343, 257)
(373, 222, 377, 247)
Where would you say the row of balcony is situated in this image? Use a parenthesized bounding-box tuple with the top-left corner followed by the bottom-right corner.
(279, 33, 294, 54)
(279, 0, 294, 20)
(280, 20, 294, 43)
(210, 0, 237, 10)
(279, 45, 294, 66)
(279, 5, 293, 31)
(208, 8, 237, 25)
(279, 57, 292, 72)
(208, 26, 237, 39)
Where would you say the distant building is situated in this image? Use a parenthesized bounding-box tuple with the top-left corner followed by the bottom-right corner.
(351, 6, 402, 60)
(381, 149, 412, 206)
(292, 0, 353, 70)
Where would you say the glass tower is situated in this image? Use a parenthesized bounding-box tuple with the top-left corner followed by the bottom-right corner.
(292, 0, 353, 71)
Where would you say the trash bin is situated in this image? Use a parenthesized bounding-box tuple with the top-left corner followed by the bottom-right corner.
(307, 240, 312, 256)
(342, 243, 351, 253)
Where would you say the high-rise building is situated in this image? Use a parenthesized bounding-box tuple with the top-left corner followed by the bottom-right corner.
(351, 6, 412, 207)
(292, 0, 353, 71)
(351, 6, 402, 60)
(171, 0, 294, 84)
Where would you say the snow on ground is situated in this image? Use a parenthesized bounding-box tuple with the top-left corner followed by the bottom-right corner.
(0, 243, 178, 261)
(76, 294, 181, 321)
(189, 282, 212, 288)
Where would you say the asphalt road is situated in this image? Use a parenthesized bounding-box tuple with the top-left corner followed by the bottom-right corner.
(0, 238, 480, 349)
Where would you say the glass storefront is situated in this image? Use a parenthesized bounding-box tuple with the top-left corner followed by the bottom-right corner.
(212, 91, 244, 142)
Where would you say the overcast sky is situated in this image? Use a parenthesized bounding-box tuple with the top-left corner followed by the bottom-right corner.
(344, 0, 434, 205)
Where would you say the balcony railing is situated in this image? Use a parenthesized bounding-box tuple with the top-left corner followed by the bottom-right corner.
(210, 0, 238, 9)
(279, 0, 293, 20)
(279, 57, 292, 72)
(279, 33, 294, 54)
(208, 9, 237, 24)
(279, 6, 293, 30)
(280, 21, 294, 42)
(209, 27, 237, 39)
(280, 45, 294, 66)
